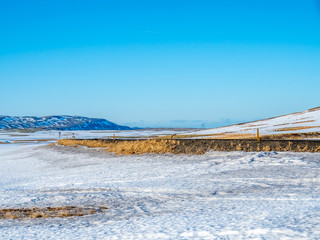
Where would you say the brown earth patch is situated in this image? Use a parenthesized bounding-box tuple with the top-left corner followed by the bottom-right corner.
(0, 206, 107, 220)
(273, 123, 290, 127)
(274, 126, 320, 132)
(292, 120, 315, 124)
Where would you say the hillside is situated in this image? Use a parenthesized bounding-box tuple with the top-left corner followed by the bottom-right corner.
(0, 115, 132, 131)
(183, 106, 320, 139)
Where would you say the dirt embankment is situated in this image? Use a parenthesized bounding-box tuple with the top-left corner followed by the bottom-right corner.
(172, 139, 320, 153)
(58, 139, 320, 154)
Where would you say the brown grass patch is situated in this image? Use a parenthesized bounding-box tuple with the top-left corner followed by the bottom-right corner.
(0, 206, 107, 220)
(208, 133, 256, 139)
(159, 133, 256, 140)
(235, 144, 243, 151)
(105, 139, 181, 155)
(292, 120, 315, 124)
(58, 139, 109, 148)
(274, 126, 320, 132)
(262, 146, 271, 151)
(273, 123, 290, 127)
(58, 139, 185, 155)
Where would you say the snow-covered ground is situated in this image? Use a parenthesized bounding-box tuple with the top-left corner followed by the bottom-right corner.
(183, 106, 320, 137)
(0, 129, 189, 143)
(1, 132, 320, 239)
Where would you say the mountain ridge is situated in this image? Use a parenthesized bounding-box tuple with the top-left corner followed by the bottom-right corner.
(0, 115, 132, 131)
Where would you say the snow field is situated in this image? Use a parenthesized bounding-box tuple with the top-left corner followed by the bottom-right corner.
(1, 140, 320, 239)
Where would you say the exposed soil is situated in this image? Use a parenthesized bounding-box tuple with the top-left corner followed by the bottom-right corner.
(274, 126, 320, 132)
(0, 206, 107, 220)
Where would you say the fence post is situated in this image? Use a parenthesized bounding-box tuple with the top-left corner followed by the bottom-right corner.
(113, 134, 115, 141)
(257, 129, 260, 142)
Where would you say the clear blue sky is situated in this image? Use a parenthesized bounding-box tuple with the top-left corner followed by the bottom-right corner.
(1, 0, 320, 128)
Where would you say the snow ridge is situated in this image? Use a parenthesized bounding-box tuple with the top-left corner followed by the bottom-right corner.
(0, 115, 132, 131)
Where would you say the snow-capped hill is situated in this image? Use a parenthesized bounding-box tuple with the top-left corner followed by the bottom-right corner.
(0, 115, 132, 130)
(185, 106, 320, 137)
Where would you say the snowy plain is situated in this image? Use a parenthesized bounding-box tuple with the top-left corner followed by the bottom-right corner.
(0, 129, 189, 143)
(0, 130, 320, 239)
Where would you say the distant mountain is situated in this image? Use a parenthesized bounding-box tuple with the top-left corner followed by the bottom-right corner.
(0, 115, 132, 131)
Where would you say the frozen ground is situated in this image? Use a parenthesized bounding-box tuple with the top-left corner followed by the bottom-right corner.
(0, 132, 320, 239)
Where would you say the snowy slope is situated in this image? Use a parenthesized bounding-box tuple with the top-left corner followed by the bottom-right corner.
(185, 106, 320, 137)
(0, 115, 132, 131)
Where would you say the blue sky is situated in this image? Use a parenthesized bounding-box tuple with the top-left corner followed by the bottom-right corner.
(0, 0, 320, 128)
